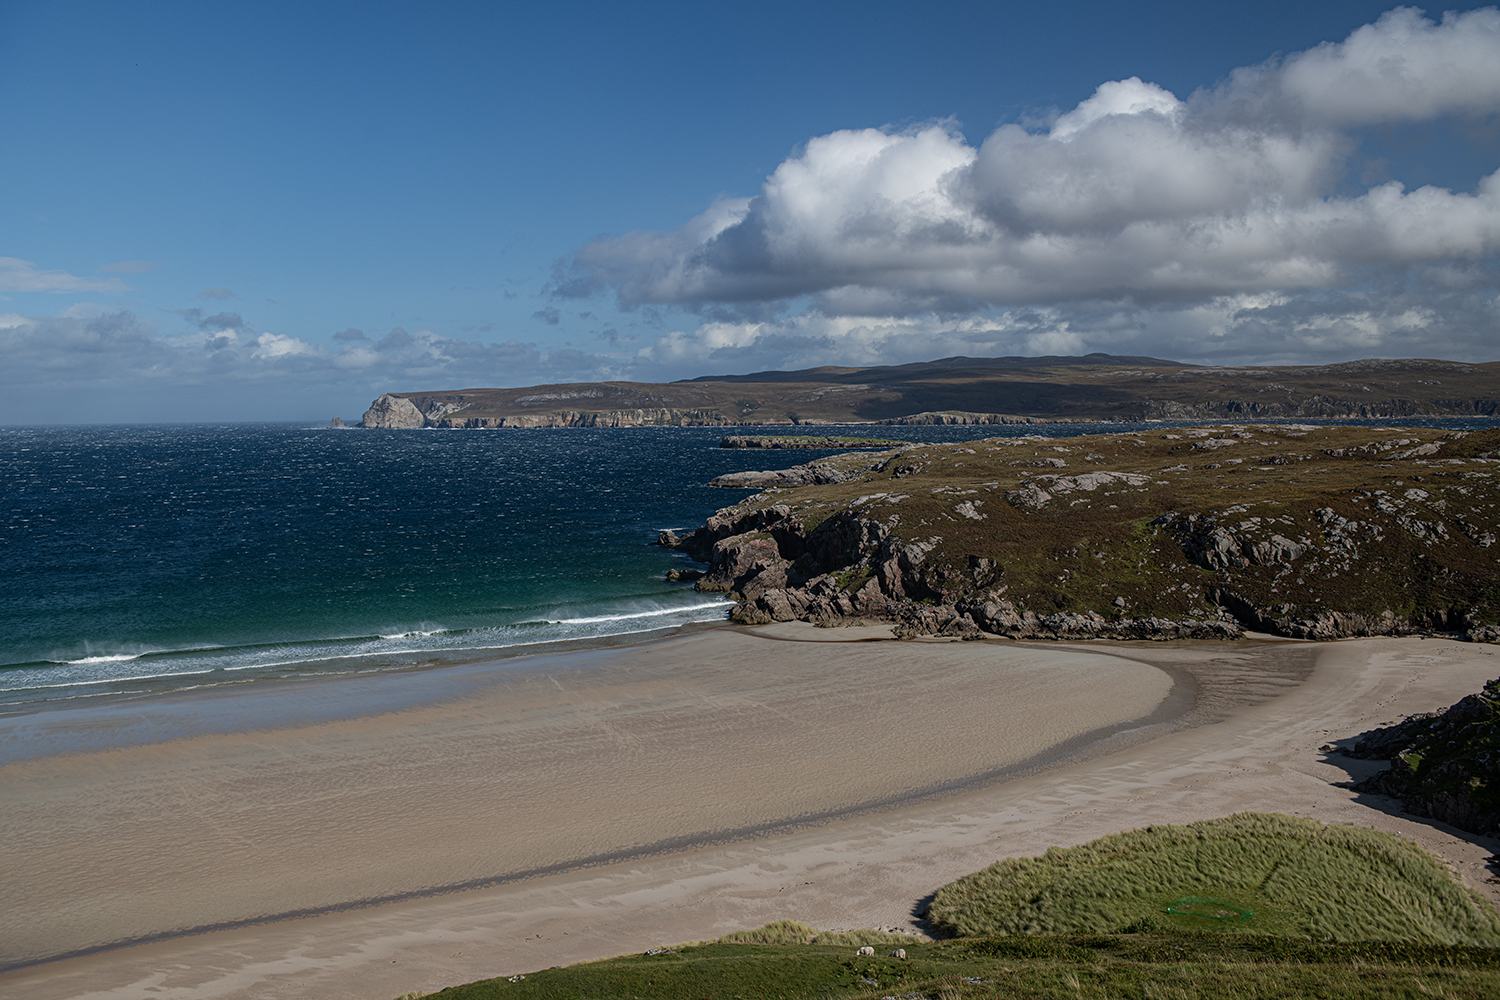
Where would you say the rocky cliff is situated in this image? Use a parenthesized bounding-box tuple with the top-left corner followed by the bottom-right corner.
(360, 393, 427, 428)
(659, 425, 1500, 641)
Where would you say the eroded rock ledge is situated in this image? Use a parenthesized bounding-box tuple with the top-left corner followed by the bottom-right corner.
(660, 425, 1500, 641)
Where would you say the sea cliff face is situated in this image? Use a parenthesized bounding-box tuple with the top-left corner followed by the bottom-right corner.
(660, 425, 1500, 641)
(360, 395, 738, 428)
(361, 393, 426, 428)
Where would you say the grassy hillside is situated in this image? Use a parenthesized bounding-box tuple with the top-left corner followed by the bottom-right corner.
(417, 936, 1500, 999)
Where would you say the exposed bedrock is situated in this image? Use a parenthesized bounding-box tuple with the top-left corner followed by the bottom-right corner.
(708, 459, 863, 488)
(1340, 677, 1500, 836)
(657, 505, 1255, 641)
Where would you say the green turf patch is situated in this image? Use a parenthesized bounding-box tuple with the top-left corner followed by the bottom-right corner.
(928, 812, 1500, 945)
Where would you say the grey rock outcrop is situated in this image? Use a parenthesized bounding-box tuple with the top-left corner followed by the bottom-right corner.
(361, 394, 426, 429)
(709, 461, 857, 488)
(659, 504, 1246, 641)
(1152, 513, 1312, 571)
(1342, 677, 1500, 835)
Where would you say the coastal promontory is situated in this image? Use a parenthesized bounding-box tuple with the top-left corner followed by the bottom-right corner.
(661, 424, 1500, 642)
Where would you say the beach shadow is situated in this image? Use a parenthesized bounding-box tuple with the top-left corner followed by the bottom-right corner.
(910, 891, 951, 939)
(1318, 746, 1500, 863)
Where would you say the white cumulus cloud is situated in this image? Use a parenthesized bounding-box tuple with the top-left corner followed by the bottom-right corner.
(251, 332, 319, 358)
(558, 6, 1500, 364)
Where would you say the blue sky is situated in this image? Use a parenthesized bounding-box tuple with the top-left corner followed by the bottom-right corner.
(2, 1, 1498, 422)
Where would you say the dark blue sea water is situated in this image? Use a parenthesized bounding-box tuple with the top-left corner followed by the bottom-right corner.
(4, 417, 1496, 710)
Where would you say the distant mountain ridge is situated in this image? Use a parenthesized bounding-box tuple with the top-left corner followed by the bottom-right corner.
(354, 354, 1500, 428)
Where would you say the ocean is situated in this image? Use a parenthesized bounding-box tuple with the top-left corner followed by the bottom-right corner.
(4, 417, 1496, 712)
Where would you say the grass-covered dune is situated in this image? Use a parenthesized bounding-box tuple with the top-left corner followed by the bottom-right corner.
(415, 815, 1500, 1000)
(929, 813, 1500, 944)
(662, 423, 1500, 641)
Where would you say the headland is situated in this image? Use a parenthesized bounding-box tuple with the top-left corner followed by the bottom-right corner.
(666, 423, 1500, 643)
(348, 354, 1500, 428)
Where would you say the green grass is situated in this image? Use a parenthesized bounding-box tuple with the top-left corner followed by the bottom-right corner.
(928, 813, 1500, 945)
(419, 934, 1500, 999)
(699, 920, 920, 949)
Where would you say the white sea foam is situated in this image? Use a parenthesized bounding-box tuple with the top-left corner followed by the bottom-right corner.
(61, 653, 144, 665)
(2, 600, 737, 707)
(0, 668, 217, 693)
(550, 602, 733, 625)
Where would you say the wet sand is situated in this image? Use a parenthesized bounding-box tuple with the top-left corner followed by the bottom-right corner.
(2, 629, 1495, 1000)
(0, 623, 1172, 976)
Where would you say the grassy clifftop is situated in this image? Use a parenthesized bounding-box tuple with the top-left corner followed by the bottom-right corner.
(662, 424, 1500, 640)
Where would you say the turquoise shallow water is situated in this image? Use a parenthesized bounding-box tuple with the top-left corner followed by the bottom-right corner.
(3, 418, 1494, 709)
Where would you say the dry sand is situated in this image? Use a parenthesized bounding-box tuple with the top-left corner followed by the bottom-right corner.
(1, 626, 1496, 1000)
(0, 625, 1169, 974)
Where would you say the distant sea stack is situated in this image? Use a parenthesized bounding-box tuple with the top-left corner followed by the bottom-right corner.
(354, 355, 1500, 428)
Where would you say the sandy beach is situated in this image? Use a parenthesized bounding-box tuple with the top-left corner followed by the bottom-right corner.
(2, 625, 1497, 1000)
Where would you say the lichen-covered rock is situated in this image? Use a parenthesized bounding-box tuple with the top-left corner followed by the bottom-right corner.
(1154, 513, 1311, 570)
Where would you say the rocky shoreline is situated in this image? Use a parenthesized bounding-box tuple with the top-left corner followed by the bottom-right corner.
(357, 393, 1072, 429)
(659, 425, 1500, 642)
(658, 503, 1246, 641)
